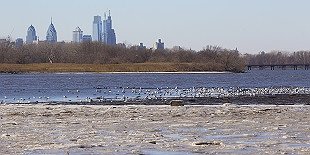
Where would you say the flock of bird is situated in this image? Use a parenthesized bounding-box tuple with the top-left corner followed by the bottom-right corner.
(1, 86, 310, 104)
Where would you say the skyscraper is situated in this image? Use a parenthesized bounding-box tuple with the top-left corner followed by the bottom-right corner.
(103, 11, 116, 45)
(72, 27, 83, 43)
(154, 39, 165, 50)
(93, 16, 103, 42)
(46, 18, 57, 43)
(26, 25, 37, 44)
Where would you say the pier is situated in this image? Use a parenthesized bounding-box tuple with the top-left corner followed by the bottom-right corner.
(247, 64, 310, 70)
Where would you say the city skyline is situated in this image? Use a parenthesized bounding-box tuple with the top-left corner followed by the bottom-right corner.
(1, 0, 310, 53)
(21, 12, 118, 45)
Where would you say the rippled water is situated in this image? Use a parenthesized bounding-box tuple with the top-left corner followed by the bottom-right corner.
(0, 70, 309, 103)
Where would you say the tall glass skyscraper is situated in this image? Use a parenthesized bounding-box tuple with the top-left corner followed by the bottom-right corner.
(26, 25, 37, 44)
(103, 11, 116, 45)
(93, 16, 103, 42)
(46, 18, 57, 43)
(72, 27, 83, 43)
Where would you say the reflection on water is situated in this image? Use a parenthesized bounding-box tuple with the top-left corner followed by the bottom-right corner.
(0, 70, 309, 104)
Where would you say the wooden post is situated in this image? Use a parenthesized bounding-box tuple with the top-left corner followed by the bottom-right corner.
(294, 66, 298, 70)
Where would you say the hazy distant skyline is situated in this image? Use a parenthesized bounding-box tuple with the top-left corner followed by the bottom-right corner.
(1, 0, 310, 53)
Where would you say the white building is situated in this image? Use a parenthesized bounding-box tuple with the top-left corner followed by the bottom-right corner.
(72, 27, 83, 43)
(92, 16, 102, 42)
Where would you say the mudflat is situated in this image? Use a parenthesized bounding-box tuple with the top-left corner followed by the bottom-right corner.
(1, 104, 309, 155)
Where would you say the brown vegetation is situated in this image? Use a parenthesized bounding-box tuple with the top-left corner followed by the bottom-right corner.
(0, 42, 245, 72)
(0, 63, 236, 73)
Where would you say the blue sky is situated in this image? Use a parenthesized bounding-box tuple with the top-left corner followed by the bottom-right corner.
(1, 0, 310, 53)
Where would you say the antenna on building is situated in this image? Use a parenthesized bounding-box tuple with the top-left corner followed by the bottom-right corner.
(51, 17, 53, 24)
(104, 12, 107, 19)
(109, 10, 111, 16)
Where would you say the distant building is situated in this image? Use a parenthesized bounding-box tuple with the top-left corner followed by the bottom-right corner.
(0, 39, 8, 44)
(26, 25, 37, 44)
(46, 18, 57, 43)
(154, 39, 164, 50)
(172, 46, 182, 51)
(37, 40, 46, 44)
(82, 35, 92, 42)
(139, 43, 146, 50)
(107, 29, 116, 45)
(93, 16, 102, 42)
(117, 43, 126, 48)
(15, 38, 23, 47)
(103, 11, 116, 45)
(72, 27, 83, 43)
(0, 39, 13, 47)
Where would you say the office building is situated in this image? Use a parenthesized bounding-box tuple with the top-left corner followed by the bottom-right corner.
(82, 35, 92, 42)
(154, 39, 165, 50)
(139, 43, 146, 50)
(15, 38, 23, 47)
(172, 46, 182, 51)
(0, 39, 7, 44)
(93, 16, 102, 42)
(103, 11, 116, 45)
(26, 25, 37, 44)
(72, 27, 83, 43)
(46, 18, 57, 43)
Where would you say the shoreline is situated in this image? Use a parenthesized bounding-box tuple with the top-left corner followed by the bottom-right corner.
(0, 63, 244, 73)
(3, 94, 310, 105)
(0, 71, 232, 74)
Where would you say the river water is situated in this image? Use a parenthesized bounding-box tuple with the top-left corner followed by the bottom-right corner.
(0, 70, 309, 103)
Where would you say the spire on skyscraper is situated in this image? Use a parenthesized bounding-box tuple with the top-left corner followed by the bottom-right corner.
(46, 18, 57, 43)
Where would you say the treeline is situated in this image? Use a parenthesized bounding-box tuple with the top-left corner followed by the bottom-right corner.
(0, 42, 245, 72)
(245, 51, 310, 65)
